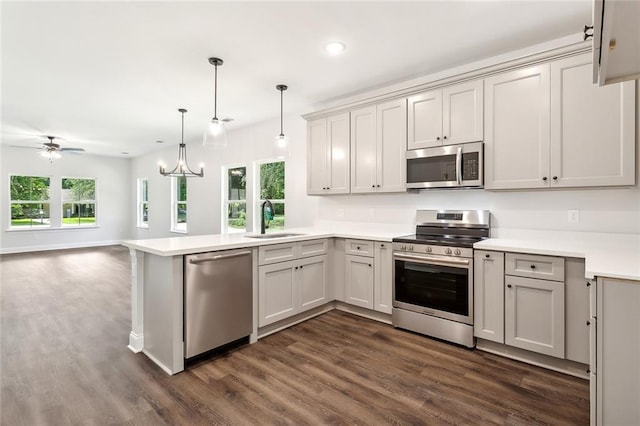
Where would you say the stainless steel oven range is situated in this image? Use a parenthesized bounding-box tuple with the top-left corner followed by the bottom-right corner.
(392, 210, 490, 348)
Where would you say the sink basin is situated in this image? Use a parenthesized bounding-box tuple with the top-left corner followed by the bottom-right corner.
(246, 233, 306, 239)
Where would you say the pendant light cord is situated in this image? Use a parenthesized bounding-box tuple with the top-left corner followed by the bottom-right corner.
(280, 88, 284, 135)
(213, 63, 218, 120)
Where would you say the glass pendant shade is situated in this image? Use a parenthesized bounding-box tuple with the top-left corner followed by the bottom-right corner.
(203, 117, 227, 148)
(41, 150, 61, 162)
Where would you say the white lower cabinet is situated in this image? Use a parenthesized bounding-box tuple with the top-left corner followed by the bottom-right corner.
(594, 277, 640, 426)
(505, 275, 565, 358)
(298, 256, 328, 311)
(474, 250, 505, 343)
(373, 242, 392, 314)
(345, 254, 374, 309)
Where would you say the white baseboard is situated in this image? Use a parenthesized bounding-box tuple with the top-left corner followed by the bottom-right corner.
(0, 240, 122, 255)
(142, 349, 175, 375)
(128, 332, 144, 353)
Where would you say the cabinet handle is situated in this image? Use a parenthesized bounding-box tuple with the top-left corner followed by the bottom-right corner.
(357, 246, 360, 250)
(587, 369, 591, 374)
(380, 244, 385, 248)
(507, 284, 512, 288)
(372, 185, 375, 188)
(530, 264, 536, 269)
(443, 136, 448, 140)
(485, 254, 490, 258)
(583, 25, 594, 41)
(368, 264, 372, 267)
(586, 281, 591, 287)
(542, 177, 548, 181)
(436, 137, 440, 140)
(586, 320, 591, 326)
(552, 176, 558, 181)
(300, 265, 304, 269)
(376, 184, 380, 188)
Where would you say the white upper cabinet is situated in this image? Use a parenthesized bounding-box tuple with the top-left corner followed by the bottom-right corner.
(485, 55, 635, 190)
(484, 64, 551, 190)
(550, 54, 635, 187)
(307, 113, 350, 195)
(407, 80, 483, 150)
(351, 99, 406, 193)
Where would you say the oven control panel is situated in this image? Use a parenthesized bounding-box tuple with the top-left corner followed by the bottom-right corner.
(393, 243, 473, 258)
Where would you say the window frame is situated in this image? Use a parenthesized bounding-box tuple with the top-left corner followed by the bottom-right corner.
(61, 177, 97, 228)
(222, 163, 248, 234)
(254, 159, 286, 233)
(137, 178, 149, 229)
(171, 176, 187, 233)
(9, 175, 52, 229)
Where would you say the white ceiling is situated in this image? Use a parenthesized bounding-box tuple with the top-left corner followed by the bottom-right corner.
(1, 1, 592, 158)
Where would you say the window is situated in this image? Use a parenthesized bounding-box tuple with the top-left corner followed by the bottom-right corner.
(257, 161, 285, 232)
(10, 175, 51, 228)
(171, 176, 187, 233)
(62, 178, 96, 226)
(137, 178, 149, 228)
(223, 166, 247, 233)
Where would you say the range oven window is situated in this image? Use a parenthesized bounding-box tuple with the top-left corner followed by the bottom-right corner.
(395, 260, 469, 316)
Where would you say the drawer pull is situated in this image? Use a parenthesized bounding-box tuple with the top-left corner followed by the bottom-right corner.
(586, 320, 591, 326)
(485, 254, 490, 258)
(530, 264, 536, 269)
(507, 284, 512, 288)
(587, 369, 591, 374)
(357, 246, 361, 250)
(586, 281, 591, 287)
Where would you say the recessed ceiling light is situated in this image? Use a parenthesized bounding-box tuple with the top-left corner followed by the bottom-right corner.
(325, 41, 346, 55)
(155, 140, 164, 144)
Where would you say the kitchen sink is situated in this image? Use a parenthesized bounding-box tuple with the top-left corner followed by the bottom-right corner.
(245, 233, 306, 239)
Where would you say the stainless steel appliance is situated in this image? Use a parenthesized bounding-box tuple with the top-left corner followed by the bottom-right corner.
(184, 248, 253, 359)
(406, 142, 483, 189)
(392, 210, 490, 348)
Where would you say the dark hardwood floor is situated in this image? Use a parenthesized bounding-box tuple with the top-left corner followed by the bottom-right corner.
(1, 246, 589, 425)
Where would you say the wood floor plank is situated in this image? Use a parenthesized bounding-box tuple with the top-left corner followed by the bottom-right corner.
(1, 246, 589, 425)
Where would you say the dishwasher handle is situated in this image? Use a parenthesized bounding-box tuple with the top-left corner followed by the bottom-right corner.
(188, 250, 252, 264)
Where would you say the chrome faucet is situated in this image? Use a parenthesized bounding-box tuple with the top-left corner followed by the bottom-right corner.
(260, 200, 274, 234)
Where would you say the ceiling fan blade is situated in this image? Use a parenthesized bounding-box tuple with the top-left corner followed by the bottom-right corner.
(59, 147, 85, 152)
(8, 145, 43, 150)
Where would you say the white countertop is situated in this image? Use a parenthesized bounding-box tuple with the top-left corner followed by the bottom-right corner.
(475, 229, 640, 281)
(121, 222, 412, 257)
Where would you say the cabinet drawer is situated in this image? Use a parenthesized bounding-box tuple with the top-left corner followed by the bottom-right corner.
(505, 253, 565, 281)
(298, 239, 328, 258)
(345, 239, 374, 257)
(258, 243, 297, 265)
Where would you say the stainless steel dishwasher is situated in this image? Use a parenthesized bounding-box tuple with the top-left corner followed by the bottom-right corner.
(184, 248, 253, 359)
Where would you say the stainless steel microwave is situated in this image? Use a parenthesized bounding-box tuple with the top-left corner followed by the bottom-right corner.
(406, 142, 483, 189)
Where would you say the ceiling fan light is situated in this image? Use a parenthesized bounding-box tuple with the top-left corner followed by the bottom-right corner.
(203, 118, 227, 148)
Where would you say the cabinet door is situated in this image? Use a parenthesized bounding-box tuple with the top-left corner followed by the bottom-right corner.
(259, 261, 297, 327)
(474, 250, 505, 343)
(350, 106, 377, 193)
(374, 242, 392, 314)
(376, 98, 407, 193)
(505, 275, 565, 358)
(597, 278, 640, 426)
(307, 118, 328, 194)
(442, 80, 483, 144)
(327, 113, 350, 194)
(564, 258, 589, 364)
(484, 64, 551, 189)
(298, 255, 328, 312)
(550, 54, 635, 188)
(407, 90, 443, 150)
(345, 254, 374, 309)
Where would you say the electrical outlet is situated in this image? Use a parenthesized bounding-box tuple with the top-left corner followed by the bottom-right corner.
(568, 209, 580, 224)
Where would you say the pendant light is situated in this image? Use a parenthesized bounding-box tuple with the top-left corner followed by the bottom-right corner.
(274, 84, 289, 158)
(159, 108, 204, 178)
(203, 57, 227, 148)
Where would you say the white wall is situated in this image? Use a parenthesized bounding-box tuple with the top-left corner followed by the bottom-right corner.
(0, 147, 131, 253)
(129, 112, 315, 240)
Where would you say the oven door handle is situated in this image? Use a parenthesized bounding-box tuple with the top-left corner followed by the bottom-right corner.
(456, 146, 463, 185)
(393, 252, 470, 268)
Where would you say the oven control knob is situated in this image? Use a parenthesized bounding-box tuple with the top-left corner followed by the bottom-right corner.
(454, 249, 461, 256)
(409, 245, 414, 251)
(426, 246, 432, 253)
(401, 244, 406, 250)
(445, 248, 452, 255)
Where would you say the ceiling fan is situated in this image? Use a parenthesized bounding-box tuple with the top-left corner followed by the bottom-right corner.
(12, 135, 86, 162)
